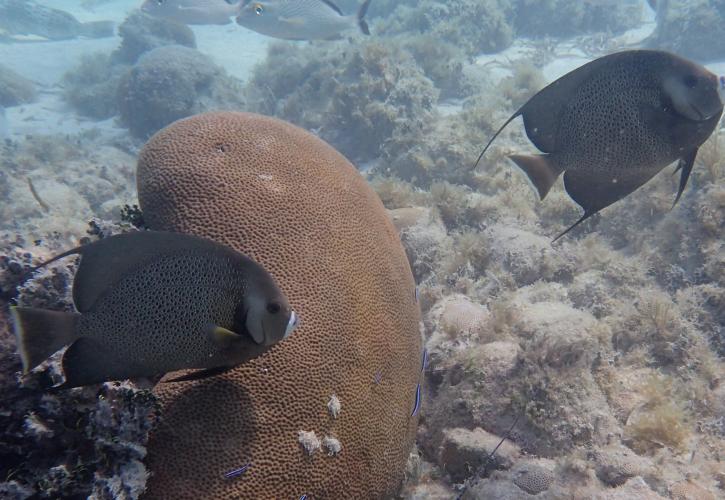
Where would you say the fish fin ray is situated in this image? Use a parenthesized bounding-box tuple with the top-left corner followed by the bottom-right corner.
(10, 306, 80, 373)
(508, 154, 564, 200)
(552, 211, 597, 243)
(358, 0, 372, 35)
(164, 365, 234, 383)
(672, 149, 697, 208)
(473, 110, 522, 169)
(318, 0, 344, 16)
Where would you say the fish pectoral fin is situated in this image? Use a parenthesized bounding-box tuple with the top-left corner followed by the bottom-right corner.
(164, 365, 234, 383)
(672, 149, 698, 208)
(207, 324, 243, 347)
(508, 154, 564, 200)
(278, 16, 307, 26)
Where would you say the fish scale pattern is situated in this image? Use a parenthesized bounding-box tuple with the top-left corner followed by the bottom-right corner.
(78, 253, 247, 377)
(558, 61, 668, 176)
(137, 111, 421, 499)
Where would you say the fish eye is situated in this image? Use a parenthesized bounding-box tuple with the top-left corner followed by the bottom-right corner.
(683, 75, 698, 88)
(266, 302, 280, 314)
(253, 3, 264, 15)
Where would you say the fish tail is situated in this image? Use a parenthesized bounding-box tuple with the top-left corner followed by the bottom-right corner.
(508, 153, 564, 201)
(357, 0, 372, 35)
(10, 306, 81, 373)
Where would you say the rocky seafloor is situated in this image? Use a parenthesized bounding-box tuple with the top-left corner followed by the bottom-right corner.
(0, 1, 724, 498)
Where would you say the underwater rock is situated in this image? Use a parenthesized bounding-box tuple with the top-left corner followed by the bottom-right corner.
(0, 64, 36, 107)
(137, 112, 421, 498)
(0, 0, 113, 42)
(62, 53, 126, 120)
(484, 225, 576, 286)
(118, 45, 245, 139)
(645, 0, 725, 63)
(511, 460, 555, 495)
(439, 427, 521, 483)
(514, 0, 644, 38)
(112, 11, 197, 65)
(595, 476, 666, 500)
(593, 445, 652, 487)
(669, 478, 718, 500)
(376, 0, 515, 57)
(246, 40, 438, 165)
(433, 294, 491, 341)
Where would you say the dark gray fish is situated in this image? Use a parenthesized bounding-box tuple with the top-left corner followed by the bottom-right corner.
(0, 0, 113, 42)
(476, 50, 725, 240)
(11, 231, 298, 389)
(236, 0, 372, 40)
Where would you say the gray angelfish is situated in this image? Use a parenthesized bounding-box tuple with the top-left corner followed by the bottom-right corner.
(11, 231, 299, 389)
(475, 50, 725, 241)
(236, 0, 372, 40)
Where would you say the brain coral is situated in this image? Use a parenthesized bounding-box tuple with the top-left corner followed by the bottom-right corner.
(137, 111, 421, 498)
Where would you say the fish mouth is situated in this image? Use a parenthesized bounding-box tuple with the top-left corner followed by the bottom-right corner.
(688, 102, 705, 121)
(284, 311, 298, 339)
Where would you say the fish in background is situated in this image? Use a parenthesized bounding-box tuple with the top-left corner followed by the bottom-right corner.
(0, 106, 7, 139)
(476, 50, 725, 241)
(236, 0, 372, 40)
(0, 0, 114, 42)
(11, 231, 299, 389)
(141, 0, 243, 26)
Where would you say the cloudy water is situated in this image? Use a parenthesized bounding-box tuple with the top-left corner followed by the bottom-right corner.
(0, 1, 723, 499)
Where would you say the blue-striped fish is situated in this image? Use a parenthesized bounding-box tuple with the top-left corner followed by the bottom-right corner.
(411, 383, 421, 417)
(236, 0, 372, 40)
(224, 463, 250, 479)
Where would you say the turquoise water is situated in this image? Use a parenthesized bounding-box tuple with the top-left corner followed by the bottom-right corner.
(0, 1, 723, 499)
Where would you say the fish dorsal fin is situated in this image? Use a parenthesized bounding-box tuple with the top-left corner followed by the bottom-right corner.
(519, 53, 627, 153)
(319, 0, 344, 16)
(34, 231, 244, 313)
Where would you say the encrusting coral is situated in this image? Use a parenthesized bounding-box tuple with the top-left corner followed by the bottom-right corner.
(137, 111, 421, 498)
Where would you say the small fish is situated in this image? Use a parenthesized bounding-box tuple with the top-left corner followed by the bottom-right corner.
(414, 286, 419, 304)
(11, 231, 299, 389)
(373, 370, 382, 385)
(421, 348, 428, 373)
(475, 50, 725, 241)
(141, 0, 242, 25)
(236, 0, 372, 40)
(224, 463, 250, 478)
(299, 495, 308, 500)
(411, 383, 421, 417)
